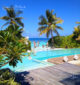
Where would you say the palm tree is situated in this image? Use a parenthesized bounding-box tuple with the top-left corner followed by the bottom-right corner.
(0, 6, 24, 28)
(38, 10, 63, 47)
(0, 6, 31, 68)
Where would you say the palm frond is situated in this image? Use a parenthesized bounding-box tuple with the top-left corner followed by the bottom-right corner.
(52, 15, 56, 20)
(46, 10, 51, 20)
(38, 26, 47, 32)
(0, 16, 10, 20)
(15, 17, 23, 20)
(39, 15, 47, 25)
(46, 29, 51, 38)
(15, 18, 24, 27)
(16, 10, 23, 16)
(78, 25, 80, 29)
(51, 24, 56, 30)
(11, 21, 17, 25)
(40, 27, 50, 35)
(76, 22, 80, 24)
(56, 26, 63, 30)
(51, 10, 54, 14)
(46, 10, 50, 18)
(46, 10, 53, 23)
(1, 22, 10, 28)
(56, 20, 63, 24)
(4, 6, 15, 18)
(54, 29, 59, 36)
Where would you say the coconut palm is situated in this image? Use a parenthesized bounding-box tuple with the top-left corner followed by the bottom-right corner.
(38, 10, 63, 47)
(0, 6, 24, 28)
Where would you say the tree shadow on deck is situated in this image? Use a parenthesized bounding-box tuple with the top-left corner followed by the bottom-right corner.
(60, 73, 80, 85)
(15, 71, 34, 85)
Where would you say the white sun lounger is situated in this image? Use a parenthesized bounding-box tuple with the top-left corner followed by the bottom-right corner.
(74, 55, 79, 60)
(63, 56, 68, 62)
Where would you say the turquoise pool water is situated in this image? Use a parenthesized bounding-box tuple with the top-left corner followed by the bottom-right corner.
(31, 48, 80, 60)
(2, 57, 53, 72)
(3, 48, 80, 72)
(2, 38, 80, 72)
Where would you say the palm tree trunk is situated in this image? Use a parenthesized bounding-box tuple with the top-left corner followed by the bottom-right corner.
(51, 30, 54, 48)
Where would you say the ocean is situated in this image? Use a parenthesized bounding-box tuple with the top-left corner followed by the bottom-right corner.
(29, 38, 50, 48)
(29, 38, 50, 42)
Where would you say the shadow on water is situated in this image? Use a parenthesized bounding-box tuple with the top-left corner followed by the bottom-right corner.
(60, 73, 80, 85)
(15, 71, 34, 85)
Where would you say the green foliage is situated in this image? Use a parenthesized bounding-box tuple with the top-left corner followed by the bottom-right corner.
(38, 9, 63, 47)
(72, 25, 80, 40)
(38, 9, 63, 38)
(0, 6, 31, 68)
(0, 6, 31, 85)
(0, 69, 20, 85)
(0, 25, 31, 67)
(61, 36, 77, 48)
(48, 35, 80, 48)
(0, 6, 24, 28)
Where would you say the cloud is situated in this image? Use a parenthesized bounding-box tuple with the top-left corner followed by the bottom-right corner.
(14, 5, 26, 10)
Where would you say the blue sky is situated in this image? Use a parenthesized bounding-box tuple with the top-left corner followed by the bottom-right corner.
(0, 0, 80, 38)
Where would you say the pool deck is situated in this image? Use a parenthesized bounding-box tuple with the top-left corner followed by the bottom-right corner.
(48, 54, 80, 64)
(16, 63, 80, 85)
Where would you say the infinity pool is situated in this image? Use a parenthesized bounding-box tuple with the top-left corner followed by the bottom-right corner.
(2, 38, 80, 72)
(31, 48, 80, 60)
(3, 48, 80, 72)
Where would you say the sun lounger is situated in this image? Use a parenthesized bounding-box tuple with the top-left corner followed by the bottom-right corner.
(74, 55, 79, 60)
(63, 56, 68, 62)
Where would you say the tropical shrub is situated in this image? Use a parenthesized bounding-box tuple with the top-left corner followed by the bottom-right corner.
(48, 35, 80, 48)
(72, 25, 80, 41)
(48, 21, 80, 48)
(0, 25, 31, 68)
(48, 36, 64, 47)
(0, 69, 20, 85)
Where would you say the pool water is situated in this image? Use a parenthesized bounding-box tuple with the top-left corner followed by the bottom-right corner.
(2, 38, 80, 72)
(3, 48, 80, 72)
(2, 57, 53, 72)
(32, 48, 80, 60)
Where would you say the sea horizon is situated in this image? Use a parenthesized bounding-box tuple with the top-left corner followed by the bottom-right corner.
(29, 38, 50, 42)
